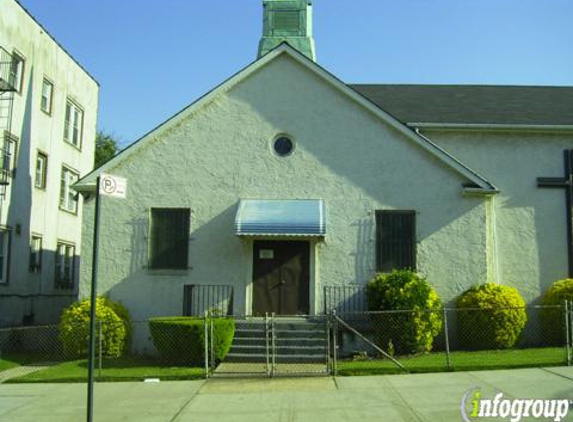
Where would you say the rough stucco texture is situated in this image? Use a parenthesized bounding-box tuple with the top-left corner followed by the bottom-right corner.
(80, 54, 488, 319)
(430, 131, 573, 302)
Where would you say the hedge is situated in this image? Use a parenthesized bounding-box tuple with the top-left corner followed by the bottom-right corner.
(148, 317, 235, 366)
(59, 297, 132, 358)
(456, 283, 527, 350)
(541, 278, 573, 345)
(367, 269, 443, 354)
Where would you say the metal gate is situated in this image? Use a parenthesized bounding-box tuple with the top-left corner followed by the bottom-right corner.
(207, 314, 331, 377)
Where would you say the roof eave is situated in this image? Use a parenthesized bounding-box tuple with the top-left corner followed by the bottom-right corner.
(462, 187, 500, 197)
(408, 123, 573, 132)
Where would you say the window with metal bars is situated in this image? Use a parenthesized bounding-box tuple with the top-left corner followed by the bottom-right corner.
(375, 210, 416, 272)
(149, 208, 190, 270)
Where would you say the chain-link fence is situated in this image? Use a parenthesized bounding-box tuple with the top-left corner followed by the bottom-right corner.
(332, 304, 570, 376)
(1, 305, 571, 383)
(0, 320, 209, 383)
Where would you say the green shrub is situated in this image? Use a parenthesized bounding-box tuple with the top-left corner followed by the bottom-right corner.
(541, 278, 573, 345)
(456, 283, 526, 350)
(367, 269, 443, 354)
(148, 317, 235, 366)
(59, 297, 132, 358)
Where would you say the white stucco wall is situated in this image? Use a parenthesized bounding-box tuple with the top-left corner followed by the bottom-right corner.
(426, 130, 573, 302)
(80, 53, 488, 320)
(0, 0, 99, 325)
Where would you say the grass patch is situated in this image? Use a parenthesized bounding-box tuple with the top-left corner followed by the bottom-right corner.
(337, 347, 566, 376)
(7, 356, 204, 383)
(0, 357, 20, 373)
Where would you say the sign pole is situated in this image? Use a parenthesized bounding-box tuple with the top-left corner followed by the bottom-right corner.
(87, 176, 101, 422)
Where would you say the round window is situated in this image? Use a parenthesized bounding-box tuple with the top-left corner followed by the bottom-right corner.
(273, 136, 294, 157)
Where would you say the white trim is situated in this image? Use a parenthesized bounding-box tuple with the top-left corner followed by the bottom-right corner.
(75, 44, 496, 194)
(407, 122, 573, 132)
(309, 238, 318, 315)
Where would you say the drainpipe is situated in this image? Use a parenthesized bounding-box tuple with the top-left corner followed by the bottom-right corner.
(489, 195, 501, 284)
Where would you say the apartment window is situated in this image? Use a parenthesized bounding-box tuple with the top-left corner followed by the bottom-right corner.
(1, 133, 18, 175)
(63, 99, 83, 148)
(59, 166, 79, 213)
(55, 242, 75, 289)
(10, 52, 24, 93)
(375, 210, 416, 272)
(149, 208, 190, 270)
(35, 152, 48, 189)
(41, 78, 54, 114)
(0, 230, 10, 284)
(29, 235, 42, 273)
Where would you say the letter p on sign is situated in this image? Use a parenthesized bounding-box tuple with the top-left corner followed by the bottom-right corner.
(100, 173, 127, 199)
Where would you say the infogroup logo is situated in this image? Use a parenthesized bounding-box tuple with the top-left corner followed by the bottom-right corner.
(461, 388, 571, 422)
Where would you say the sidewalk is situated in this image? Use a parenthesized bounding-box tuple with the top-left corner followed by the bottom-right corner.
(1, 367, 573, 421)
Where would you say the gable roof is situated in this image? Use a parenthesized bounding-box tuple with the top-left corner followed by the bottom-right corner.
(351, 84, 573, 126)
(76, 44, 497, 194)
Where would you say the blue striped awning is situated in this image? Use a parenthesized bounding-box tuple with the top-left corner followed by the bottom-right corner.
(235, 200, 326, 237)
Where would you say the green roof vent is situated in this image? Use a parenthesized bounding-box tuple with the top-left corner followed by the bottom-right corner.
(258, 0, 316, 61)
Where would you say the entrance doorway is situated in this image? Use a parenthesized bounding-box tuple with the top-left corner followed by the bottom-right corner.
(252, 241, 310, 315)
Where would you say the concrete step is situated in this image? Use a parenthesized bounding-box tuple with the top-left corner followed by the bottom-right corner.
(232, 337, 325, 346)
(225, 353, 327, 363)
(229, 344, 326, 355)
(225, 317, 328, 364)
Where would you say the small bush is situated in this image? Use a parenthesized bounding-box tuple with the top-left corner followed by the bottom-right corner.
(456, 283, 526, 350)
(541, 278, 573, 345)
(367, 269, 443, 354)
(59, 297, 132, 358)
(148, 317, 235, 366)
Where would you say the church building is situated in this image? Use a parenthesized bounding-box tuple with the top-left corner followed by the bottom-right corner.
(75, 0, 573, 321)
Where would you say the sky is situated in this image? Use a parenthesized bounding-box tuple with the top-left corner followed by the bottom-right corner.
(17, 0, 573, 147)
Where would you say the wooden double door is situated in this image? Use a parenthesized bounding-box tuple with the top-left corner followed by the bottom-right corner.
(252, 241, 310, 316)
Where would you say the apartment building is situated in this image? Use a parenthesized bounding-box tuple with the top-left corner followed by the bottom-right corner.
(0, 0, 99, 326)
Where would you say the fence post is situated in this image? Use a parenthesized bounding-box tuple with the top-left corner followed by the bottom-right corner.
(332, 310, 338, 376)
(443, 308, 452, 370)
(325, 313, 331, 373)
(271, 312, 276, 377)
(210, 315, 215, 371)
(565, 300, 571, 366)
(204, 311, 209, 378)
(98, 321, 103, 379)
(265, 313, 270, 376)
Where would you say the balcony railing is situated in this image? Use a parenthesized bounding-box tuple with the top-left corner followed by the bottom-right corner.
(0, 47, 16, 93)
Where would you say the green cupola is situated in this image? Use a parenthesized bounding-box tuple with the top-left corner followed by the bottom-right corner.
(258, 0, 316, 61)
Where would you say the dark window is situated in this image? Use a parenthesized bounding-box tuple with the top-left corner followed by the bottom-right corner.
(0, 230, 10, 284)
(29, 235, 42, 272)
(55, 242, 75, 289)
(149, 208, 190, 270)
(274, 136, 294, 157)
(375, 210, 416, 272)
